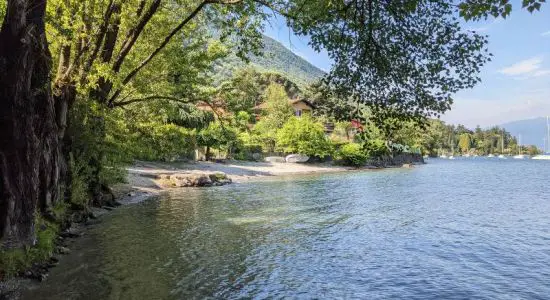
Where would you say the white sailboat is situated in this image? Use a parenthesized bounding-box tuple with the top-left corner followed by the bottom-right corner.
(513, 134, 526, 159)
(439, 148, 447, 159)
(533, 116, 550, 160)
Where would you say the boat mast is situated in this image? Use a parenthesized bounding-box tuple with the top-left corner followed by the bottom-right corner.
(547, 116, 550, 153)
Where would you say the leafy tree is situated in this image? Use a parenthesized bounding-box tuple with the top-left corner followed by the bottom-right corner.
(218, 67, 263, 113)
(306, 81, 358, 122)
(251, 120, 278, 153)
(261, 83, 294, 128)
(197, 122, 238, 160)
(276, 116, 333, 158)
(458, 0, 545, 21)
(218, 67, 302, 114)
(285, 0, 490, 123)
(458, 133, 472, 154)
(250, 83, 294, 152)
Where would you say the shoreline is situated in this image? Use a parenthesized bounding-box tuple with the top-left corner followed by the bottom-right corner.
(126, 160, 357, 185)
(0, 160, 420, 299)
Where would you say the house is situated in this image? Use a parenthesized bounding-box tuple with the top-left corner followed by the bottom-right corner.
(253, 98, 316, 118)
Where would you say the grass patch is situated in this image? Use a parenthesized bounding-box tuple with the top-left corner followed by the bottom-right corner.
(0, 214, 59, 279)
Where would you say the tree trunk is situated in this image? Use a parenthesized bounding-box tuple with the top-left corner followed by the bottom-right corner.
(205, 147, 211, 161)
(0, 0, 60, 248)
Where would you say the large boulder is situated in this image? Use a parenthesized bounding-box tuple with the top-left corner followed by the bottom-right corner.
(285, 154, 310, 163)
(159, 172, 232, 188)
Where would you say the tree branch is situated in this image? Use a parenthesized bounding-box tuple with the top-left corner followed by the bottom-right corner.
(82, 0, 116, 76)
(112, 0, 162, 73)
(107, 1, 210, 105)
(112, 95, 193, 107)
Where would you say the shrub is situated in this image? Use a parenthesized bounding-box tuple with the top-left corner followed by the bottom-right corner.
(338, 143, 368, 166)
(69, 154, 91, 209)
(364, 139, 389, 157)
(276, 116, 333, 158)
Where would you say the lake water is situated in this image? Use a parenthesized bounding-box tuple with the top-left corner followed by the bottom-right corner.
(23, 158, 550, 299)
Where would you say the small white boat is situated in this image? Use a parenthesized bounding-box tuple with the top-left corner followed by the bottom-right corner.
(487, 154, 495, 158)
(532, 155, 550, 160)
(498, 154, 507, 159)
(439, 155, 448, 159)
(285, 154, 309, 163)
(463, 154, 471, 158)
(449, 156, 455, 160)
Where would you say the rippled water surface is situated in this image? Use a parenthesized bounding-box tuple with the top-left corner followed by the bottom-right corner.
(24, 159, 550, 299)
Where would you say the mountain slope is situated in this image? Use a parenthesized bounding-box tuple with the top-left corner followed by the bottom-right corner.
(250, 35, 326, 86)
(500, 117, 550, 151)
(213, 34, 326, 86)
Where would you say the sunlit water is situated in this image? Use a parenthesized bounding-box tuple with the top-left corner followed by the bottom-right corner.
(23, 158, 550, 299)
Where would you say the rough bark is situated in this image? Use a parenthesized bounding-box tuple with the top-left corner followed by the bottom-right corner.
(0, 0, 60, 248)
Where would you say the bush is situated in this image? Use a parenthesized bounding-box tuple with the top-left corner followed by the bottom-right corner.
(69, 154, 91, 209)
(364, 139, 389, 157)
(338, 143, 368, 166)
(276, 116, 333, 158)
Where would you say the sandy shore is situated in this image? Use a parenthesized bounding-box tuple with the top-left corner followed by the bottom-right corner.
(116, 160, 355, 194)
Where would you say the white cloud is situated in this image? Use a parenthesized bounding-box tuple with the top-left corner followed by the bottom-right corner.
(498, 56, 550, 79)
(533, 70, 550, 77)
(499, 57, 544, 76)
(541, 31, 550, 37)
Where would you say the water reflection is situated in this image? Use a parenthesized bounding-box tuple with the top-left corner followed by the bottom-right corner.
(23, 159, 550, 299)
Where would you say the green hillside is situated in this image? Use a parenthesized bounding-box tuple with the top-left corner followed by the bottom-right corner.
(213, 35, 326, 86)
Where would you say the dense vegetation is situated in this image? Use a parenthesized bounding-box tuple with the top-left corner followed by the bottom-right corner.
(418, 121, 541, 156)
(0, 0, 514, 278)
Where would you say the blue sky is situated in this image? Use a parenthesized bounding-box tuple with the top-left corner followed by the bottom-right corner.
(262, 5, 550, 128)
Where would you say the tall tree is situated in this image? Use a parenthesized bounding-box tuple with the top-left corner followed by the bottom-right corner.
(0, 0, 60, 247)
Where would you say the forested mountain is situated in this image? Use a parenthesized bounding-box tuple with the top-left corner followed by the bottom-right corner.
(213, 34, 326, 86)
(501, 117, 550, 152)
